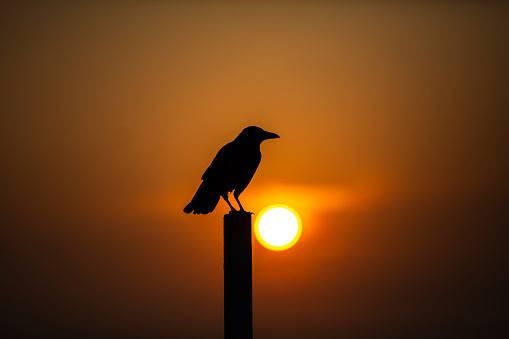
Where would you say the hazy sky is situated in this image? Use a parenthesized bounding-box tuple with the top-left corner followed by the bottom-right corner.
(2, 1, 508, 338)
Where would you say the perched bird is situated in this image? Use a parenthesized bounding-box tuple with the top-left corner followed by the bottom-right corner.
(184, 126, 279, 214)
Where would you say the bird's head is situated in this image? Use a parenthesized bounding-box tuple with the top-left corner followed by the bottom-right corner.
(236, 126, 280, 144)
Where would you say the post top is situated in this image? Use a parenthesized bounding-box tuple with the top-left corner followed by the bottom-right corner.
(224, 210, 253, 223)
(227, 210, 253, 215)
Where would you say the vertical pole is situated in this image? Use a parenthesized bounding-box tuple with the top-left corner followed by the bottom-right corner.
(224, 211, 253, 339)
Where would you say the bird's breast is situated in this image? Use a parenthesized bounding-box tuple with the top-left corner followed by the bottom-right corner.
(226, 148, 261, 187)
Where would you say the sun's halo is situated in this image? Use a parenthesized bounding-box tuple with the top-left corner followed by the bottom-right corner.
(254, 205, 302, 251)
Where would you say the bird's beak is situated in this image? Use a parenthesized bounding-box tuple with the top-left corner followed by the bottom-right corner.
(263, 131, 280, 140)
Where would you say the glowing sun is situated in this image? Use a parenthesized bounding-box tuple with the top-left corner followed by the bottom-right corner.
(254, 204, 302, 251)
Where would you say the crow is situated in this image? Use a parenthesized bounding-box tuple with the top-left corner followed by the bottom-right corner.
(184, 126, 279, 214)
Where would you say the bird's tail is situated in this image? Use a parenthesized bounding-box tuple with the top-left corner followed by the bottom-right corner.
(184, 181, 221, 214)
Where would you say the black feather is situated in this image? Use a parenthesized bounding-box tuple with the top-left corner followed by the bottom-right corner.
(184, 126, 279, 214)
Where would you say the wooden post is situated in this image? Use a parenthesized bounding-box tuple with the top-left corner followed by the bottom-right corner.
(224, 211, 253, 339)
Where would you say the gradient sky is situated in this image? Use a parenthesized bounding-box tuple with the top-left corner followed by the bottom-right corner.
(2, 1, 508, 338)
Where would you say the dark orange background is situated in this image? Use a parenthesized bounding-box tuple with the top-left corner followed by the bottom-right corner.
(2, 2, 508, 338)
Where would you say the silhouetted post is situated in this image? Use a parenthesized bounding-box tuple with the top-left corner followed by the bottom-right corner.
(224, 211, 253, 339)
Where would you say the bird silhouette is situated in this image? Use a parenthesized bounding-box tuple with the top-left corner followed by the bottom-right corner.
(184, 126, 279, 214)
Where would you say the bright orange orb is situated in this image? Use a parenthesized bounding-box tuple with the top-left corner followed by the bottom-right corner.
(254, 204, 302, 251)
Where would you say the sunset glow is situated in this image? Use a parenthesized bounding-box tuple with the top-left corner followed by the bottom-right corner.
(3, 1, 507, 337)
(254, 205, 302, 251)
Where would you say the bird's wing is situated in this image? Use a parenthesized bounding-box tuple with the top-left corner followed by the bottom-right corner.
(201, 141, 235, 181)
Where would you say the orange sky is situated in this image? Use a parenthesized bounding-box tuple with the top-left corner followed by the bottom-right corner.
(2, 1, 508, 338)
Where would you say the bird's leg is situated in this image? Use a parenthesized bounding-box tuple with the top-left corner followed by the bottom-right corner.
(233, 194, 245, 212)
(222, 194, 237, 212)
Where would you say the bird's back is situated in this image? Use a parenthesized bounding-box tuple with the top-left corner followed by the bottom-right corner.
(202, 141, 261, 195)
